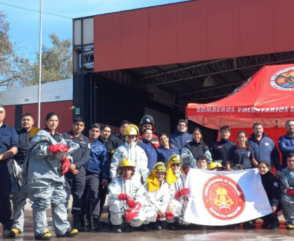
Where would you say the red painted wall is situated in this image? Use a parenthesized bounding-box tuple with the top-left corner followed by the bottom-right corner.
(21, 101, 73, 133)
(94, 0, 294, 72)
(5, 105, 15, 127)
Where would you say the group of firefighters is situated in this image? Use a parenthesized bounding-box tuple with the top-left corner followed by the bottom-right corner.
(1, 104, 294, 239)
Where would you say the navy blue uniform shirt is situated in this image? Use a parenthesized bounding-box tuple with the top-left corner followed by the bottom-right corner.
(0, 122, 18, 163)
(156, 144, 179, 164)
(210, 139, 236, 165)
(278, 134, 294, 168)
(248, 133, 282, 171)
(227, 145, 254, 169)
(85, 139, 109, 179)
(62, 131, 90, 169)
(15, 128, 30, 164)
(138, 138, 158, 171)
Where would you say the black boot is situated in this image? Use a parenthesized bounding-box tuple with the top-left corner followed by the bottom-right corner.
(125, 223, 133, 232)
(113, 225, 122, 233)
(80, 215, 85, 228)
(85, 215, 91, 228)
(148, 222, 161, 230)
(73, 216, 85, 232)
(167, 223, 176, 230)
(92, 216, 100, 231)
(3, 230, 16, 238)
(243, 220, 256, 229)
(107, 213, 113, 231)
(141, 224, 149, 232)
(261, 221, 269, 229)
(156, 220, 162, 230)
(268, 218, 280, 230)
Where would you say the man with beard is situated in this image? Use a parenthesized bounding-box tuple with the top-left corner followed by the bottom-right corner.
(0, 104, 18, 238)
(279, 120, 294, 168)
(11, 113, 39, 235)
(249, 122, 282, 171)
(170, 119, 192, 152)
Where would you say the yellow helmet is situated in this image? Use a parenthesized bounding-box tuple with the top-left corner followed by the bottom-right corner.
(153, 162, 168, 172)
(207, 161, 222, 170)
(147, 162, 167, 192)
(119, 159, 135, 168)
(168, 154, 182, 164)
(124, 124, 139, 136)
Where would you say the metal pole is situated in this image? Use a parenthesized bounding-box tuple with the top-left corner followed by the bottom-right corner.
(37, 0, 43, 128)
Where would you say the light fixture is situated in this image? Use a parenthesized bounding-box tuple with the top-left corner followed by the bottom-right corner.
(203, 76, 216, 87)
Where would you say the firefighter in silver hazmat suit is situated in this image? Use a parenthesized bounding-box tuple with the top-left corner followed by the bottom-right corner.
(108, 158, 157, 233)
(111, 124, 149, 183)
(25, 113, 80, 240)
(166, 154, 190, 229)
(181, 147, 212, 171)
(146, 162, 180, 230)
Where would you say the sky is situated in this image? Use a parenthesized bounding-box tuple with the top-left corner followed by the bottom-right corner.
(1, 0, 190, 62)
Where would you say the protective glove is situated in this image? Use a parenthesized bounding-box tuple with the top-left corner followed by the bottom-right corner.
(175, 188, 190, 199)
(165, 212, 174, 220)
(175, 191, 181, 199)
(184, 167, 190, 175)
(181, 188, 190, 195)
(118, 194, 136, 208)
(125, 202, 141, 222)
(49, 144, 69, 153)
(286, 188, 294, 197)
(60, 158, 70, 174)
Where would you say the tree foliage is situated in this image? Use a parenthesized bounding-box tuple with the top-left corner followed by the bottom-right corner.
(0, 12, 31, 89)
(31, 33, 72, 85)
(0, 12, 72, 88)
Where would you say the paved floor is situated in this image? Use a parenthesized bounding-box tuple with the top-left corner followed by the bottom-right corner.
(4, 199, 289, 241)
(2, 213, 294, 241)
(4, 220, 294, 241)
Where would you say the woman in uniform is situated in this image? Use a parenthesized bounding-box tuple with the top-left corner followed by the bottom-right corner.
(258, 161, 280, 229)
(226, 131, 258, 170)
(26, 113, 79, 240)
(181, 128, 212, 171)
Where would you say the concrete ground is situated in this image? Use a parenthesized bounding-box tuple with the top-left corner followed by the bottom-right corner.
(5, 216, 294, 241)
(3, 197, 291, 241)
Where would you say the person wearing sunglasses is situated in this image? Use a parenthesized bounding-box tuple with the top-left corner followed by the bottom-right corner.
(165, 154, 190, 230)
(146, 162, 180, 230)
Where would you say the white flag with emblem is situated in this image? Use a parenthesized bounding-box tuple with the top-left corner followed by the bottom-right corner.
(184, 169, 272, 225)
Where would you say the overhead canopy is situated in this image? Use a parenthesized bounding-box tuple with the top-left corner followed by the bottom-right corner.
(186, 64, 294, 129)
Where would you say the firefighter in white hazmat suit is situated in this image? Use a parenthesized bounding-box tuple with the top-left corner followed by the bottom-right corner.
(108, 159, 157, 233)
(110, 124, 149, 182)
(146, 162, 180, 230)
(166, 154, 190, 229)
